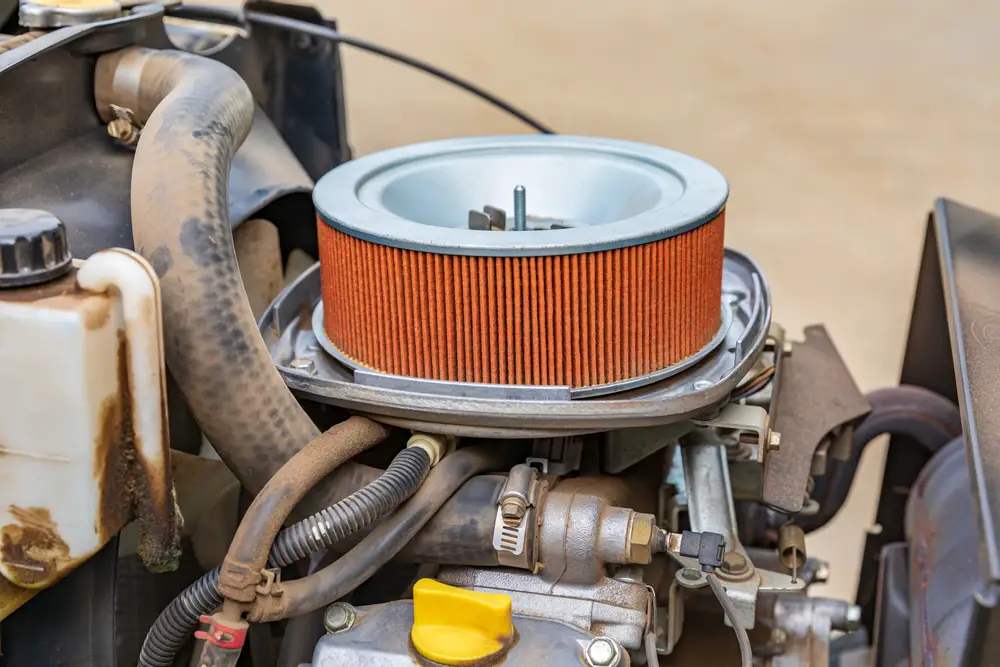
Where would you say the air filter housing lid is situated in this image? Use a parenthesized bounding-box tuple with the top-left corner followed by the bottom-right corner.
(313, 135, 728, 256)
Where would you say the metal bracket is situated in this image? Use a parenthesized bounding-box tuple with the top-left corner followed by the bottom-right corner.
(693, 403, 779, 463)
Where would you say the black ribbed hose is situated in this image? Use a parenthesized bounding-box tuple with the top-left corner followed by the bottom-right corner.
(138, 448, 432, 667)
(269, 448, 431, 567)
(141, 567, 223, 667)
(253, 444, 525, 622)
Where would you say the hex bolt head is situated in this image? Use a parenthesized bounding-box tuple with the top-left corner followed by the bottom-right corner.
(681, 567, 703, 581)
(289, 357, 317, 375)
(770, 627, 788, 652)
(721, 551, 749, 575)
(845, 604, 862, 631)
(585, 636, 622, 667)
(500, 498, 526, 524)
(324, 602, 356, 633)
(767, 430, 782, 451)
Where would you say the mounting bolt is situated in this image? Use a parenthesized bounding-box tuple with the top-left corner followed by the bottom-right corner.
(770, 627, 788, 653)
(106, 104, 141, 147)
(584, 636, 622, 666)
(324, 602, 356, 634)
(721, 551, 749, 575)
(513, 185, 526, 231)
(289, 357, 317, 375)
(845, 604, 862, 631)
(681, 567, 702, 581)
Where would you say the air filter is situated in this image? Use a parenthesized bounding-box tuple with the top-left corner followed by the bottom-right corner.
(313, 136, 729, 397)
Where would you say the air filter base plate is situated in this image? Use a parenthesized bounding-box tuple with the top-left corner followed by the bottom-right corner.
(261, 248, 770, 438)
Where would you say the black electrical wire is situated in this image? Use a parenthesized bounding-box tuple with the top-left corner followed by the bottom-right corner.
(237, 11, 557, 135)
(706, 573, 753, 667)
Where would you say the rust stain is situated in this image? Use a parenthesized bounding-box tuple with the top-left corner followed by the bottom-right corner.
(94, 332, 133, 545)
(93, 331, 180, 573)
(0, 506, 70, 587)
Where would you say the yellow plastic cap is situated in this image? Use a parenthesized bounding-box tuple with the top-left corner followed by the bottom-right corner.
(411, 578, 514, 665)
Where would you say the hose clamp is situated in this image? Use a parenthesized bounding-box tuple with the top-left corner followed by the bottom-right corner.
(492, 464, 541, 569)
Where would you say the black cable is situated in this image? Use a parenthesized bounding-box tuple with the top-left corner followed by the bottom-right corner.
(706, 573, 752, 667)
(243, 11, 556, 135)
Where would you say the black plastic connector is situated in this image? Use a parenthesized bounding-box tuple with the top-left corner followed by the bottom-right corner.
(679, 530, 725, 571)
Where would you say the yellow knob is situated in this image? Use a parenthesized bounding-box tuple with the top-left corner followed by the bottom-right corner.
(410, 578, 514, 665)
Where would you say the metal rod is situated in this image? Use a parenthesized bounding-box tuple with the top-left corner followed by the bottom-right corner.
(514, 185, 526, 231)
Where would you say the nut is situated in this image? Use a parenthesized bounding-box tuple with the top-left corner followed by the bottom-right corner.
(500, 498, 526, 524)
(626, 512, 655, 564)
(585, 636, 622, 667)
(681, 567, 703, 581)
(324, 602, 356, 633)
(768, 430, 782, 451)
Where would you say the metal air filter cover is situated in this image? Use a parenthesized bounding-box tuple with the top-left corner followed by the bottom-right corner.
(313, 136, 731, 397)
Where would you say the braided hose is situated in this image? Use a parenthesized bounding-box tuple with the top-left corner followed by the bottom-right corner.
(138, 448, 433, 667)
(269, 447, 431, 568)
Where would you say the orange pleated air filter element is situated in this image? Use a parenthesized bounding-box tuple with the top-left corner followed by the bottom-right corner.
(312, 136, 729, 397)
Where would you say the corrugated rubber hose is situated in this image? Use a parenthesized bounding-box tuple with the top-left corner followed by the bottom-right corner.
(93, 47, 379, 515)
(250, 443, 528, 622)
(137, 447, 433, 667)
(269, 447, 431, 567)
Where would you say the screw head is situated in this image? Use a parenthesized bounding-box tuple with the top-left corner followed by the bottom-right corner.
(770, 627, 788, 650)
(681, 567, 702, 581)
(289, 357, 317, 375)
(721, 551, 749, 575)
(585, 636, 621, 666)
(324, 602, 356, 633)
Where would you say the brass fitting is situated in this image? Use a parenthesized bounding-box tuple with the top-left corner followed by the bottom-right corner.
(626, 512, 656, 565)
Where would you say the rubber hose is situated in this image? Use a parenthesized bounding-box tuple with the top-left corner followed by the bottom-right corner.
(93, 48, 376, 513)
(801, 385, 961, 532)
(138, 442, 425, 667)
(269, 447, 431, 568)
(221, 417, 390, 597)
(251, 443, 528, 622)
(139, 566, 223, 667)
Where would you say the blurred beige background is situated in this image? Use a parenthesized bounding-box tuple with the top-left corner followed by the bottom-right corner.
(306, 0, 999, 600)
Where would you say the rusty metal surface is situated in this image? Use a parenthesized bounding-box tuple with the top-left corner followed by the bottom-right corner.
(763, 325, 870, 512)
(861, 200, 1000, 665)
(905, 438, 984, 667)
